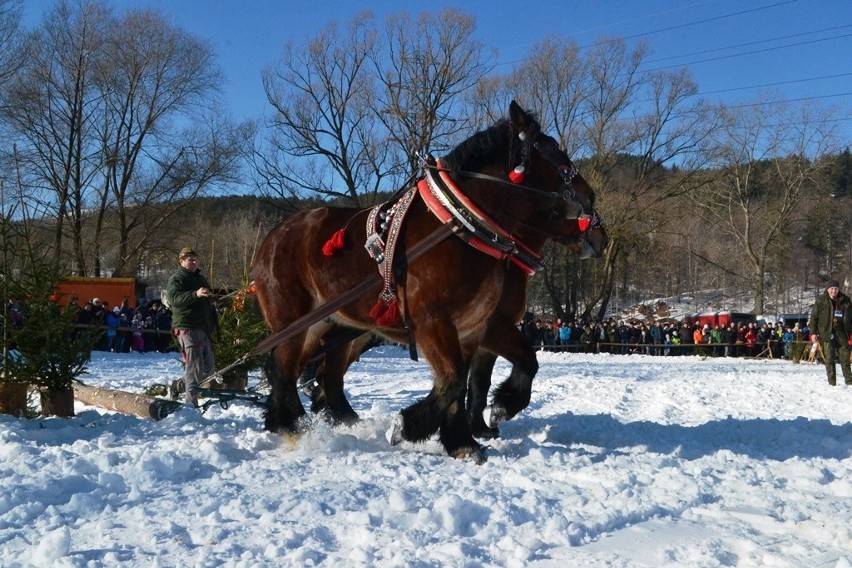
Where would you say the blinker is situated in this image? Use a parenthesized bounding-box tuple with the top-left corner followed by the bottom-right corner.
(577, 216, 591, 232)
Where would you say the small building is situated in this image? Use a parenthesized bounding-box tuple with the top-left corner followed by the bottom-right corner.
(53, 277, 142, 309)
(685, 311, 756, 328)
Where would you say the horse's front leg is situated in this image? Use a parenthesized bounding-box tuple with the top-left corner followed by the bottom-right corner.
(387, 323, 483, 461)
(479, 321, 538, 430)
(467, 349, 500, 438)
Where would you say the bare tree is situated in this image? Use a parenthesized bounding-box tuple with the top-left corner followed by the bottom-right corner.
(0, 0, 22, 89)
(259, 9, 491, 208)
(94, 8, 246, 277)
(261, 13, 383, 207)
(372, 8, 493, 177)
(579, 39, 718, 320)
(1, 0, 109, 275)
(479, 36, 717, 320)
(493, 36, 592, 320)
(693, 97, 842, 313)
(1, 0, 246, 278)
(0, 0, 23, 201)
(501, 36, 587, 154)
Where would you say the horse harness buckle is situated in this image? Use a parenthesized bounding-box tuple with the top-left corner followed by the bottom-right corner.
(364, 232, 385, 263)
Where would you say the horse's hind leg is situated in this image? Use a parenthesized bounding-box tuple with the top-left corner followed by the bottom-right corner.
(311, 340, 360, 425)
(466, 349, 500, 439)
(304, 326, 369, 424)
(263, 344, 307, 433)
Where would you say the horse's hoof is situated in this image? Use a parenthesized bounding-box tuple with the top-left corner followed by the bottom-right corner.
(483, 404, 508, 428)
(450, 445, 487, 464)
(337, 412, 360, 427)
(298, 378, 317, 397)
(386, 414, 405, 445)
(471, 425, 500, 440)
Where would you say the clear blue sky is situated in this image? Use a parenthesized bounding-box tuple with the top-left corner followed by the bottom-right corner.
(23, 0, 852, 143)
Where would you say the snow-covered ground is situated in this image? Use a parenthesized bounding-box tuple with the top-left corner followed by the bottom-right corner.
(0, 347, 850, 567)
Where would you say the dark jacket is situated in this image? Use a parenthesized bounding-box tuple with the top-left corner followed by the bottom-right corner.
(810, 290, 852, 344)
(167, 267, 217, 332)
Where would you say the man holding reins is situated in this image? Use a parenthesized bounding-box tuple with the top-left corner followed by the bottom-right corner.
(167, 247, 218, 406)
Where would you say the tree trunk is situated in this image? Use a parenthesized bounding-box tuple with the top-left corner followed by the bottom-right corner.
(40, 387, 75, 417)
(593, 239, 620, 320)
(0, 382, 29, 417)
(73, 382, 184, 420)
(753, 266, 765, 315)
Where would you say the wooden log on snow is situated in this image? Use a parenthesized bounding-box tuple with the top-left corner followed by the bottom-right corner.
(73, 382, 184, 420)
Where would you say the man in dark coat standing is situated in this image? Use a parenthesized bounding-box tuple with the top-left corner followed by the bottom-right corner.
(167, 247, 217, 405)
(809, 279, 852, 386)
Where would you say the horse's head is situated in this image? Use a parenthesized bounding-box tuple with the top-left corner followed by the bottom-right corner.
(507, 100, 608, 258)
(438, 100, 608, 260)
(507, 100, 595, 221)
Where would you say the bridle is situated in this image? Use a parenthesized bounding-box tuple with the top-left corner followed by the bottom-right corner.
(519, 208, 605, 249)
(522, 130, 582, 204)
(511, 127, 602, 241)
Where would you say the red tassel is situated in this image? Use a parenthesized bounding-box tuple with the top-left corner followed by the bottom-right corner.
(369, 298, 385, 320)
(377, 299, 400, 327)
(370, 298, 400, 327)
(508, 165, 525, 184)
(322, 229, 346, 256)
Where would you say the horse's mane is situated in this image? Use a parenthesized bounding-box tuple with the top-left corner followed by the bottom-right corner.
(442, 109, 543, 177)
(441, 118, 525, 177)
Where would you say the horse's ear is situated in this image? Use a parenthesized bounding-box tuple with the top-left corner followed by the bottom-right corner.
(509, 100, 536, 138)
(509, 100, 527, 124)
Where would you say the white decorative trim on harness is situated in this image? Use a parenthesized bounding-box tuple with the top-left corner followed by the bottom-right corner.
(419, 158, 543, 275)
(364, 186, 419, 326)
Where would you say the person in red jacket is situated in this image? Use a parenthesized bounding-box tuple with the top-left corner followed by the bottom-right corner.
(744, 326, 757, 357)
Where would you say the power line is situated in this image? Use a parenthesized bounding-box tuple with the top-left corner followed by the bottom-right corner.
(538, 0, 720, 38)
(696, 72, 852, 96)
(495, 2, 852, 92)
(721, 91, 852, 109)
(644, 24, 852, 65)
(643, 31, 852, 73)
(588, 0, 798, 46)
(496, 1, 801, 68)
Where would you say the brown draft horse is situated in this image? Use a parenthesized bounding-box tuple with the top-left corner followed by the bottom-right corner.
(253, 101, 599, 460)
(304, 215, 607, 438)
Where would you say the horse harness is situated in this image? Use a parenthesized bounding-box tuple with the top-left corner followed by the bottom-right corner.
(362, 145, 591, 327)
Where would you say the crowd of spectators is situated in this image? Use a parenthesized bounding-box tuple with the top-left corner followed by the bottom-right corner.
(64, 296, 175, 353)
(4, 296, 161, 353)
(521, 315, 813, 359)
(3, 296, 821, 362)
